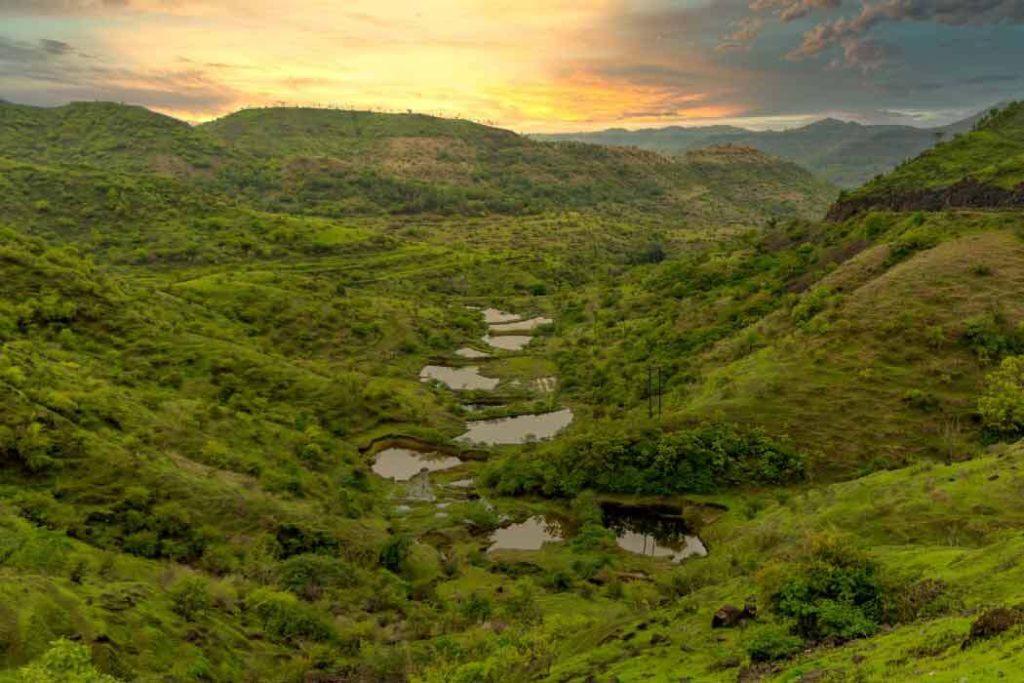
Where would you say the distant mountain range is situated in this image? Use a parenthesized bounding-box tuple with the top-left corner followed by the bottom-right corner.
(532, 108, 996, 188)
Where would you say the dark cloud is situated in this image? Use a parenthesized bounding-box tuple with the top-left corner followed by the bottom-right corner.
(39, 39, 74, 55)
(0, 34, 239, 115)
(0, 0, 129, 14)
(750, 0, 842, 23)
(717, 16, 764, 51)
(791, 0, 1024, 66)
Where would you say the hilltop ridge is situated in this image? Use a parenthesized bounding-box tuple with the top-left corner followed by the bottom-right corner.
(0, 100, 837, 221)
(534, 106, 991, 187)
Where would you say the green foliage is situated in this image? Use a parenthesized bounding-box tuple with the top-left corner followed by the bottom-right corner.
(379, 535, 412, 574)
(486, 422, 804, 496)
(746, 627, 804, 663)
(246, 588, 335, 642)
(961, 313, 1024, 362)
(979, 355, 1024, 434)
(169, 576, 211, 621)
(770, 538, 885, 643)
(15, 639, 117, 683)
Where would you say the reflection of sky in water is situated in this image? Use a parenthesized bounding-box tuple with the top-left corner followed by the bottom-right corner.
(457, 408, 573, 445)
(488, 316, 553, 333)
(602, 502, 708, 563)
(482, 334, 531, 351)
(488, 517, 564, 551)
(482, 308, 521, 324)
(371, 448, 462, 481)
(420, 365, 499, 390)
(454, 347, 490, 359)
(613, 530, 707, 562)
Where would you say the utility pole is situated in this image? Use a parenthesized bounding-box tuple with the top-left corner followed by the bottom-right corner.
(647, 366, 653, 419)
(657, 365, 664, 419)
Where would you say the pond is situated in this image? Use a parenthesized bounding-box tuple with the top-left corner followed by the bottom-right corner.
(420, 365, 499, 391)
(454, 347, 491, 359)
(601, 502, 708, 563)
(487, 516, 565, 551)
(457, 408, 573, 445)
(482, 308, 521, 324)
(371, 447, 463, 481)
(482, 334, 532, 351)
(488, 316, 553, 333)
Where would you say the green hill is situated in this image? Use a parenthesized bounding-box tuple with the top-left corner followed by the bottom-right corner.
(830, 102, 1024, 219)
(0, 102, 836, 220)
(0, 101, 231, 177)
(535, 109, 986, 188)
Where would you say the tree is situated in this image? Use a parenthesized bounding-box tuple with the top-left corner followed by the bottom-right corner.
(978, 355, 1024, 434)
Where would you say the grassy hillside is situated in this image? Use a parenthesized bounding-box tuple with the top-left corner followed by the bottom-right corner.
(535, 110, 985, 188)
(0, 101, 231, 177)
(831, 102, 1024, 219)
(0, 102, 836, 221)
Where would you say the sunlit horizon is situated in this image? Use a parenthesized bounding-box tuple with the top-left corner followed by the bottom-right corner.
(1, 1, 1022, 133)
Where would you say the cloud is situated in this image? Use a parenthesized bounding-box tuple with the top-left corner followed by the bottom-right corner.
(0, 34, 241, 117)
(789, 0, 1024, 67)
(750, 0, 841, 23)
(39, 39, 74, 55)
(717, 16, 764, 51)
(0, 0, 130, 14)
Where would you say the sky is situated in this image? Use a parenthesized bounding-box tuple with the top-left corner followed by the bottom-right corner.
(1, 0, 1023, 132)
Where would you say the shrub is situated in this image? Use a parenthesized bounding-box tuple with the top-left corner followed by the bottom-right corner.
(747, 627, 803, 662)
(379, 535, 411, 574)
(979, 355, 1024, 434)
(961, 314, 1024, 363)
(247, 588, 335, 642)
(16, 638, 117, 683)
(770, 538, 885, 643)
(277, 553, 355, 600)
(169, 576, 211, 621)
(966, 607, 1024, 645)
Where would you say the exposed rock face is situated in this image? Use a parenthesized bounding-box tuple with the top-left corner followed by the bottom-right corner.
(827, 178, 1024, 222)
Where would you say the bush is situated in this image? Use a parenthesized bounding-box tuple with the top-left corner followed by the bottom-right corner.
(379, 535, 411, 574)
(979, 355, 1024, 434)
(747, 627, 803, 662)
(771, 538, 885, 643)
(169, 576, 211, 621)
(16, 638, 117, 682)
(277, 554, 355, 600)
(247, 588, 335, 642)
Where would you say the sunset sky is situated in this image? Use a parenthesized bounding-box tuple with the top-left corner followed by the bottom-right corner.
(1, 1, 1023, 132)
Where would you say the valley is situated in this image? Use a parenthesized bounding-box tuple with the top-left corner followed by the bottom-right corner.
(2, 98, 1024, 683)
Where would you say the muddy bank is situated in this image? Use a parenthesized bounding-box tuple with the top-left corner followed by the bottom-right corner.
(827, 178, 1024, 222)
(359, 435, 489, 461)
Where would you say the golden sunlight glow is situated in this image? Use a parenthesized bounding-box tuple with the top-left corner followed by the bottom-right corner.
(66, 0, 732, 130)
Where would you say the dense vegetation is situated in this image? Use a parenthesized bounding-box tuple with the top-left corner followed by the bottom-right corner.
(3, 99, 1024, 681)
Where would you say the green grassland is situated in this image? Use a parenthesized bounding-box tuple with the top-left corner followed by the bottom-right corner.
(2, 100, 1024, 682)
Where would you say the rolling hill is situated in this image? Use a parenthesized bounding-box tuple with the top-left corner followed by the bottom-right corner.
(534, 107, 989, 188)
(0, 101, 837, 222)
